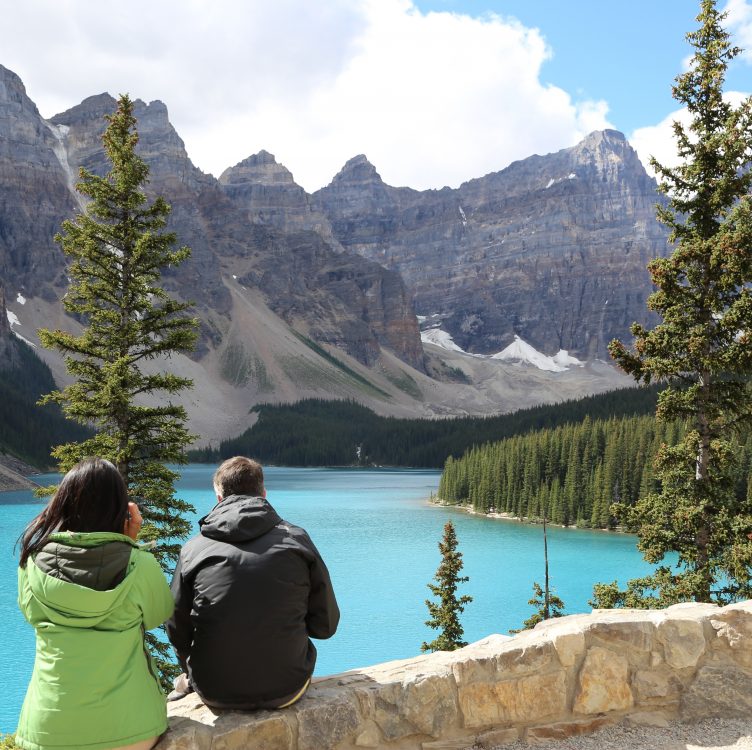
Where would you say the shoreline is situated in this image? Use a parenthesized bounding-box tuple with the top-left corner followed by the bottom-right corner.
(426, 498, 629, 534)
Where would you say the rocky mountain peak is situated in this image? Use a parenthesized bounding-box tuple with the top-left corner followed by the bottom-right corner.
(0, 64, 38, 113)
(330, 155, 384, 187)
(572, 129, 646, 179)
(53, 93, 117, 126)
(219, 150, 296, 187)
(582, 129, 627, 146)
(317, 129, 670, 359)
(51, 94, 197, 190)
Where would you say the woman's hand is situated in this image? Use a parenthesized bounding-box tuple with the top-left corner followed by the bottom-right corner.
(124, 501, 143, 540)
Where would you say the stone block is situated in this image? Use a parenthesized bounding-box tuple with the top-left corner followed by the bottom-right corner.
(296, 693, 362, 750)
(459, 670, 567, 728)
(681, 665, 752, 720)
(710, 609, 752, 668)
(156, 718, 214, 750)
(585, 621, 653, 663)
(573, 646, 633, 715)
(354, 719, 382, 747)
(453, 640, 555, 686)
(657, 618, 706, 670)
(496, 640, 557, 676)
(210, 714, 293, 750)
(551, 630, 585, 668)
(525, 716, 612, 744)
(374, 700, 421, 742)
(452, 655, 500, 686)
(632, 669, 680, 703)
(402, 673, 460, 737)
(625, 711, 670, 728)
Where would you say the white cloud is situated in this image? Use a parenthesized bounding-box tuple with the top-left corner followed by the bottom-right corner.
(630, 91, 749, 180)
(630, 107, 691, 178)
(724, 0, 752, 62)
(1, 0, 611, 191)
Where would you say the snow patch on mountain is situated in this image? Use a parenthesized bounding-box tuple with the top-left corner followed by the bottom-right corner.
(45, 122, 82, 207)
(491, 336, 583, 372)
(6, 308, 37, 348)
(553, 349, 584, 367)
(420, 327, 466, 353)
(421, 328, 586, 372)
(545, 173, 578, 190)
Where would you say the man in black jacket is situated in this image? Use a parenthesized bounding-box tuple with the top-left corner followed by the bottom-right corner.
(166, 456, 339, 709)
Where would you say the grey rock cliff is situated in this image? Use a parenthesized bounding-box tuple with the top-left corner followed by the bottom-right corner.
(51, 95, 233, 325)
(219, 150, 335, 239)
(314, 131, 670, 358)
(0, 64, 76, 300)
(0, 71, 424, 370)
(0, 286, 16, 368)
(219, 151, 424, 370)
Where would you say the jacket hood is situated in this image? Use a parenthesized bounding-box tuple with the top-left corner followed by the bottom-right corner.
(199, 495, 281, 543)
(23, 532, 139, 628)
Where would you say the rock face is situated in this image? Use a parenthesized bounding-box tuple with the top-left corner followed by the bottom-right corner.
(0, 287, 16, 368)
(160, 601, 752, 750)
(314, 131, 670, 358)
(218, 152, 424, 370)
(219, 151, 334, 239)
(51, 94, 234, 334)
(0, 65, 75, 300)
(0, 67, 423, 370)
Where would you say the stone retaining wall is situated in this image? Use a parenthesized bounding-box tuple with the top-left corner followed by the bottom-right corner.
(159, 601, 752, 749)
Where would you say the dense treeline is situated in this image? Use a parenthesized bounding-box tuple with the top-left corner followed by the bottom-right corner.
(0, 338, 91, 468)
(438, 414, 752, 528)
(190, 385, 662, 468)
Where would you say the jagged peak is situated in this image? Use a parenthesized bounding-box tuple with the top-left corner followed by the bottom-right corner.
(582, 129, 627, 145)
(329, 154, 383, 186)
(142, 99, 168, 115)
(51, 93, 117, 125)
(574, 129, 636, 159)
(248, 149, 278, 166)
(0, 64, 25, 90)
(51, 95, 172, 128)
(219, 150, 297, 186)
(0, 64, 40, 115)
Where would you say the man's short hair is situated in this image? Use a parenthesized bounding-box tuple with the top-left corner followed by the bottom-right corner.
(213, 457, 264, 499)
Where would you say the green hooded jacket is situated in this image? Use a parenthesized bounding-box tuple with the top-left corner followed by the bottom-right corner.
(15, 532, 174, 750)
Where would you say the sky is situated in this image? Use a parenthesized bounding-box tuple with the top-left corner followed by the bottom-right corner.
(1, 0, 750, 192)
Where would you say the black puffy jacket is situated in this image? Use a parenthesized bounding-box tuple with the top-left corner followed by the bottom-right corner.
(165, 495, 339, 707)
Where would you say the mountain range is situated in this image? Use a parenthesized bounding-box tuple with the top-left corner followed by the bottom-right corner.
(0, 64, 669, 445)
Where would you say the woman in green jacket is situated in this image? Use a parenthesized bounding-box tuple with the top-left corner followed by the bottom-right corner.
(15, 458, 174, 750)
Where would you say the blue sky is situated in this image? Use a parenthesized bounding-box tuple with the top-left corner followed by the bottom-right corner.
(1, 0, 749, 190)
(414, 0, 750, 133)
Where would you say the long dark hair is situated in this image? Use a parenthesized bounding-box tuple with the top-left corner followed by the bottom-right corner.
(19, 457, 129, 567)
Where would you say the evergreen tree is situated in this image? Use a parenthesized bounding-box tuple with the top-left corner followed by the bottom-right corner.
(421, 521, 473, 652)
(601, 0, 752, 605)
(512, 582, 566, 633)
(38, 94, 198, 680)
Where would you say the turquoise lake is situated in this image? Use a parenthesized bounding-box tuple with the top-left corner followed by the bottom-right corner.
(0, 465, 658, 733)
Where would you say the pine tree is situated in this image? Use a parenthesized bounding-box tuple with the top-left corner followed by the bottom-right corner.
(512, 582, 566, 633)
(38, 94, 198, 680)
(600, 0, 752, 605)
(421, 520, 473, 652)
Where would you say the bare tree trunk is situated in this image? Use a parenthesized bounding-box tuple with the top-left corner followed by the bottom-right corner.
(543, 501, 550, 620)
